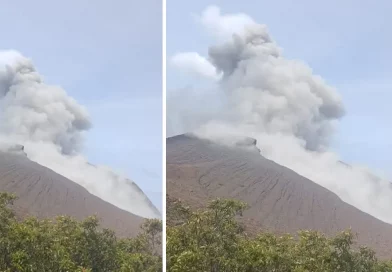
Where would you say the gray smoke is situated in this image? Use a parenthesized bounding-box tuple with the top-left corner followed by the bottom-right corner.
(0, 50, 160, 219)
(0, 51, 91, 154)
(207, 23, 345, 151)
(168, 7, 392, 224)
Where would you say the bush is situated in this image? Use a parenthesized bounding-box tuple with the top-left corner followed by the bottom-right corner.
(0, 192, 162, 272)
(166, 197, 392, 272)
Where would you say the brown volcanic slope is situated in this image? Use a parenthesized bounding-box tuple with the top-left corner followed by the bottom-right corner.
(167, 134, 392, 258)
(0, 150, 143, 237)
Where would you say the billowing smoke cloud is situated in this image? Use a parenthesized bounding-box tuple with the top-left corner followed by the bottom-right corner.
(170, 52, 222, 80)
(0, 50, 160, 219)
(168, 6, 392, 224)
(0, 51, 91, 155)
(195, 5, 256, 41)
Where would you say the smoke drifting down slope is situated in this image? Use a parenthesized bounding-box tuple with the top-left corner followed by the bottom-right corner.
(167, 135, 392, 259)
(0, 50, 159, 219)
(168, 6, 392, 224)
(0, 149, 144, 237)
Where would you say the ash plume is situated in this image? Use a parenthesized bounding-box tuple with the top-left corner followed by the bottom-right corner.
(168, 6, 392, 224)
(207, 22, 346, 151)
(0, 50, 160, 219)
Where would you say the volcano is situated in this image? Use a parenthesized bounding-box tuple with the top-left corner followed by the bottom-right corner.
(0, 146, 156, 236)
(167, 134, 392, 258)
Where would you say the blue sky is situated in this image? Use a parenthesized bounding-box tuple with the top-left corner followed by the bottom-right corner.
(167, 0, 392, 177)
(0, 0, 162, 211)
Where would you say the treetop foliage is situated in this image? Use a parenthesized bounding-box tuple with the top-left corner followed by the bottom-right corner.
(166, 197, 392, 272)
(0, 192, 162, 272)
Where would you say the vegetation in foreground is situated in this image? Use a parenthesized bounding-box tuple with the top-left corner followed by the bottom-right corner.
(0, 192, 162, 272)
(167, 197, 392, 272)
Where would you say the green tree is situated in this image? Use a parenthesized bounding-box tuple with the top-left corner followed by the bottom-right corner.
(167, 197, 392, 272)
(167, 198, 247, 271)
(0, 191, 162, 272)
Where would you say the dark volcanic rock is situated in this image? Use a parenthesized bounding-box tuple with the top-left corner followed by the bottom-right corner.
(0, 151, 144, 237)
(166, 134, 392, 259)
(234, 137, 261, 154)
(5, 144, 27, 156)
(234, 137, 257, 147)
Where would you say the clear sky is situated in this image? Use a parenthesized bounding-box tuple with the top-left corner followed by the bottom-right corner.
(167, 0, 392, 178)
(0, 0, 163, 211)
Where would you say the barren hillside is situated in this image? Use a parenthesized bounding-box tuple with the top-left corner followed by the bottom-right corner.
(0, 149, 144, 237)
(167, 134, 392, 258)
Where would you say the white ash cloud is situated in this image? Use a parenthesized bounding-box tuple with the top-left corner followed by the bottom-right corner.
(168, 6, 392, 224)
(170, 52, 222, 81)
(0, 50, 160, 219)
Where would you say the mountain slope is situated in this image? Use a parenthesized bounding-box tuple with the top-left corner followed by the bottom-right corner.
(167, 134, 392, 258)
(0, 149, 145, 237)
